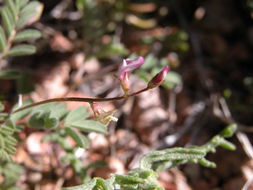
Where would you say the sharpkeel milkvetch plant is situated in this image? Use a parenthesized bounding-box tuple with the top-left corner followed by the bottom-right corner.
(0, 1, 237, 190)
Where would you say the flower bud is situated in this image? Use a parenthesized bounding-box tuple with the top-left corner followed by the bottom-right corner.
(118, 56, 145, 95)
(147, 66, 170, 89)
(121, 72, 130, 94)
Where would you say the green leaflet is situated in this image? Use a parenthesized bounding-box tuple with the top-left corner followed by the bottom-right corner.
(43, 112, 59, 129)
(49, 103, 68, 120)
(0, 103, 4, 112)
(140, 147, 206, 170)
(219, 124, 237, 137)
(115, 175, 145, 185)
(65, 127, 89, 148)
(6, 0, 18, 19)
(63, 179, 97, 190)
(13, 29, 41, 42)
(199, 158, 216, 168)
(0, 160, 24, 189)
(65, 106, 89, 124)
(16, 0, 29, 9)
(1, 7, 14, 36)
(6, 44, 36, 56)
(28, 111, 59, 129)
(16, 1, 43, 29)
(0, 26, 7, 51)
(10, 99, 33, 122)
(68, 120, 107, 134)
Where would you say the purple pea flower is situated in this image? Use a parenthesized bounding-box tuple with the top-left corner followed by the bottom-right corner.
(147, 66, 170, 89)
(118, 56, 144, 94)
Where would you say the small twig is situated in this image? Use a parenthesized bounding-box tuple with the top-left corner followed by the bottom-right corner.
(50, 0, 71, 19)
(236, 131, 253, 159)
(164, 101, 206, 146)
(167, 89, 177, 125)
(216, 96, 253, 159)
(212, 95, 253, 133)
(65, 61, 117, 96)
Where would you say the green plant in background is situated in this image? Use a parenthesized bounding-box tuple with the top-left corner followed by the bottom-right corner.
(0, 160, 24, 190)
(0, 0, 43, 95)
(0, 0, 42, 188)
(0, 0, 43, 60)
(63, 124, 237, 190)
(12, 101, 111, 183)
(76, 0, 129, 59)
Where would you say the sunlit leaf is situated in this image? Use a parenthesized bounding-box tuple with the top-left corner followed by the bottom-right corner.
(6, 0, 17, 19)
(68, 120, 107, 134)
(10, 99, 33, 122)
(16, 0, 29, 9)
(0, 26, 7, 51)
(65, 106, 89, 124)
(13, 29, 41, 42)
(7, 44, 36, 56)
(16, 1, 43, 29)
(1, 7, 14, 36)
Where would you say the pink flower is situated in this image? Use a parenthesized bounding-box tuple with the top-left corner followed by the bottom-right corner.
(147, 66, 170, 89)
(118, 56, 144, 94)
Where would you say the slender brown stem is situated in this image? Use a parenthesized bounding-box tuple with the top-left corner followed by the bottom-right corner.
(12, 87, 149, 114)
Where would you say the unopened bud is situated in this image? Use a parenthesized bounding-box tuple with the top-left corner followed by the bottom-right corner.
(118, 56, 145, 95)
(121, 72, 130, 95)
(147, 66, 170, 89)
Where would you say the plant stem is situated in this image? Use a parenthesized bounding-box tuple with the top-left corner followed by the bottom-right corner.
(13, 87, 149, 114)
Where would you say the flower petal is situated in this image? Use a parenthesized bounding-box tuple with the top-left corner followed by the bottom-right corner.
(118, 56, 144, 80)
